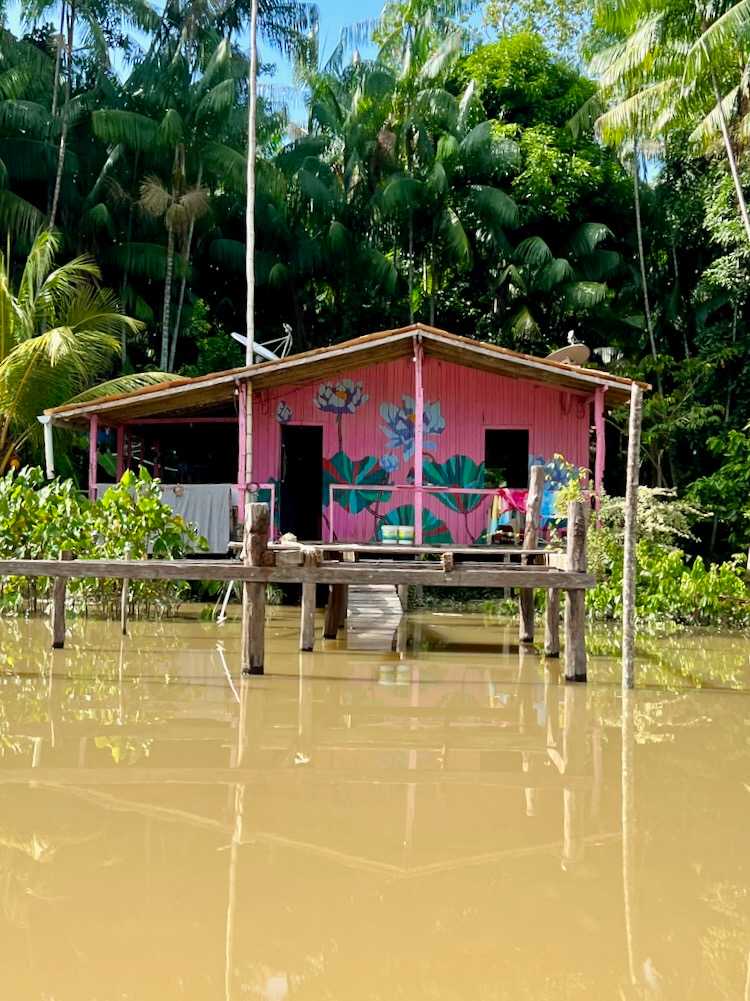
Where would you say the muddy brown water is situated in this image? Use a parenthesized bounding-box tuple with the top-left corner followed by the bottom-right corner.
(0, 607, 749, 999)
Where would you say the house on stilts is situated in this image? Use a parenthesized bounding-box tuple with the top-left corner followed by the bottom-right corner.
(42, 324, 642, 552)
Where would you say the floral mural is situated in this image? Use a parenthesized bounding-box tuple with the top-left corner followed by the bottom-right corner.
(380, 396, 445, 459)
(423, 454, 486, 542)
(276, 401, 292, 423)
(375, 504, 452, 544)
(314, 379, 368, 452)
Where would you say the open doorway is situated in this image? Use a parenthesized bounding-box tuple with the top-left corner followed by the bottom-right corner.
(280, 425, 323, 540)
(484, 429, 530, 488)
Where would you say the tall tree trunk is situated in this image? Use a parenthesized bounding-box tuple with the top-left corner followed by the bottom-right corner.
(408, 211, 414, 323)
(711, 73, 750, 245)
(632, 141, 662, 394)
(119, 151, 140, 370)
(161, 224, 175, 370)
(245, 0, 259, 365)
(49, 1, 74, 230)
(50, 2, 65, 117)
(169, 163, 203, 372)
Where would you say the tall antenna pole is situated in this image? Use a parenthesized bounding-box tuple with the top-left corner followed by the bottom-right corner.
(245, 0, 258, 367)
(243, 0, 259, 508)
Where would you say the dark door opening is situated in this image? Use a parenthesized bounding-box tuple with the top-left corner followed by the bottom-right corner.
(280, 425, 323, 541)
(484, 429, 530, 488)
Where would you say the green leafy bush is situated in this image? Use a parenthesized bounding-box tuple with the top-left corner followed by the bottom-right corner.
(0, 466, 205, 617)
(587, 490, 750, 626)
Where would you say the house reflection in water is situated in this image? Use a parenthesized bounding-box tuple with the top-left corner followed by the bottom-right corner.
(0, 613, 747, 999)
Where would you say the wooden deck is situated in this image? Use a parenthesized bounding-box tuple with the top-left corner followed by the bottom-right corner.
(0, 492, 593, 683)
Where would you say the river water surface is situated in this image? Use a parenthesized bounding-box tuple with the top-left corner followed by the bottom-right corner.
(0, 608, 748, 1000)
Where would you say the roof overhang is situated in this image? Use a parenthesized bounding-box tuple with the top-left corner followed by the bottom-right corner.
(45, 324, 647, 428)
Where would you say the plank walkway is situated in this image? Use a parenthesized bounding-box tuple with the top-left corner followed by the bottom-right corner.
(346, 584, 403, 650)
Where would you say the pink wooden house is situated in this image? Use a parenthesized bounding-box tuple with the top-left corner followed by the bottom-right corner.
(44, 324, 637, 551)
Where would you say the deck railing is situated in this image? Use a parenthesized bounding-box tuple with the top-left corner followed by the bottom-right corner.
(328, 483, 524, 544)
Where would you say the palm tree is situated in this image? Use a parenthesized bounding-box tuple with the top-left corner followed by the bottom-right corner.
(586, 0, 750, 245)
(139, 150, 209, 370)
(0, 231, 171, 473)
(22, 0, 159, 229)
(497, 222, 621, 348)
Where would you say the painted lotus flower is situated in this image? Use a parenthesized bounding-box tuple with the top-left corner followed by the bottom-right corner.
(380, 396, 445, 459)
(276, 401, 292, 423)
(315, 379, 368, 452)
(314, 380, 368, 415)
(380, 453, 400, 475)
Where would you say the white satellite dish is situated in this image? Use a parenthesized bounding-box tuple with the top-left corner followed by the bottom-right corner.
(546, 344, 591, 366)
(231, 324, 293, 363)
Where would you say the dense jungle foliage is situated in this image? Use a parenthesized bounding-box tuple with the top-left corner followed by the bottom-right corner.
(2, 0, 750, 619)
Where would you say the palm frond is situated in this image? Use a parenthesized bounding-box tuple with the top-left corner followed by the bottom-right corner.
(683, 0, 750, 83)
(515, 236, 553, 267)
(65, 371, 182, 405)
(91, 109, 159, 151)
(468, 184, 519, 228)
(569, 222, 613, 257)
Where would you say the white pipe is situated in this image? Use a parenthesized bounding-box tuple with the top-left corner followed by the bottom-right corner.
(37, 415, 55, 479)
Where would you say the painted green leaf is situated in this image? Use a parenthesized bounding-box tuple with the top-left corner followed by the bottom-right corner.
(322, 451, 389, 514)
(423, 454, 485, 513)
(375, 504, 452, 544)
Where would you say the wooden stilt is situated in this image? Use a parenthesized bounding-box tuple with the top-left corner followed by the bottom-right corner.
(622, 383, 643, 690)
(337, 584, 348, 628)
(51, 550, 73, 649)
(519, 464, 545, 645)
(323, 584, 346, 639)
(544, 588, 560, 657)
(300, 579, 316, 651)
(564, 501, 587, 681)
(397, 584, 409, 611)
(241, 502, 269, 675)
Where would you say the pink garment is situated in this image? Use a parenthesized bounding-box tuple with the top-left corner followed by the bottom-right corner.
(498, 488, 528, 514)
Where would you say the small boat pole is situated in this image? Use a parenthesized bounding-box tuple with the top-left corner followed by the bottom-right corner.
(622, 382, 643, 689)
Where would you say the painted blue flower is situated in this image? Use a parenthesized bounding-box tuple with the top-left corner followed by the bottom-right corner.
(380, 396, 446, 459)
(314, 379, 368, 415)
(276, 401, 292, 423)
(380, 453, 400, 475)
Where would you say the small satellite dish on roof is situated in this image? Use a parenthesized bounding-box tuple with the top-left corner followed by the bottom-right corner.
(231, 323, 293, 363)
(546, 343, 591, 365)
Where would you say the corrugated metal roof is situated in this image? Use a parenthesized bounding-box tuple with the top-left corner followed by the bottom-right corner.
(46, 323, 648, 426)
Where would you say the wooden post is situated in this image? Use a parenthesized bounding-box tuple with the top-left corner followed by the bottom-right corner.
(88, 414, 98, 501)
(519, 464, 545, 644)
(323, 584, 346, 639)
(593, 386, 606, 517)
(120, 544, 131, 636)
(237, 381, 248, 525)
(51, 550, 73, 649)
(413, 337, 424, 546)
(564, 500, 587, 681)
(300, 578, 316, 652)
(622, 383, 643, 690)
(241, 502, 268, 675)
(116, 425, 125, 481)
(544, 588, 560, 657)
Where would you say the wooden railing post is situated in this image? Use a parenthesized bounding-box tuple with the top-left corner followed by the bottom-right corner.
(564, 500, 587, 681)
(51, 550, 73, 649)
(241, 502, 269, 675)
(519, 464, 545, 644)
